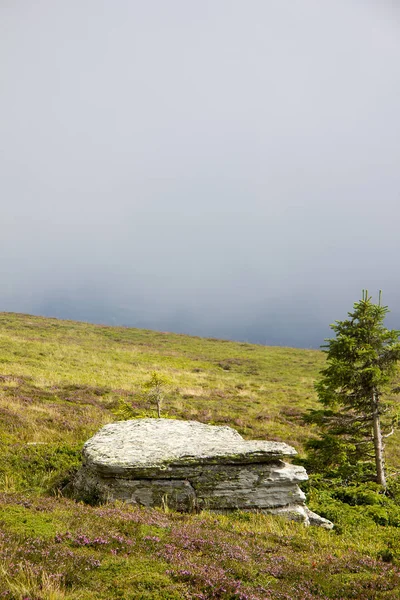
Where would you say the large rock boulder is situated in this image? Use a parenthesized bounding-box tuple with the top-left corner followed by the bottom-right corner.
(71, 419, 332, 528)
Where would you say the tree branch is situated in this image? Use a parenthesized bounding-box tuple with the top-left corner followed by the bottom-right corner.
(383, 427, 395, 439)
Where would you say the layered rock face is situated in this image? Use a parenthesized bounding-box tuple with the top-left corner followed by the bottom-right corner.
(72, 419, 332, 528)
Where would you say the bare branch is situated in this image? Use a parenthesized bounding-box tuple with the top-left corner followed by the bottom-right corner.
(383, 427, 395, 439)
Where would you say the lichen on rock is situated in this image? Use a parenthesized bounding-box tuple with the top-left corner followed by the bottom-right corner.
(71, 418, 333, 528)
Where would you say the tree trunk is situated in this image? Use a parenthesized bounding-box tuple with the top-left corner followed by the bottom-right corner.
(156, 391, 162, 418)
(371, 391, 386, 487)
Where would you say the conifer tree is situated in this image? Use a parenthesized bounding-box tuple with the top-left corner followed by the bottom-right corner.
(143, 372, 170, 418)
(306, 291, 400, 487)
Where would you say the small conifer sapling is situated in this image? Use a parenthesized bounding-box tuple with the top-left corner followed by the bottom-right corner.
(143, 371, 170, 418)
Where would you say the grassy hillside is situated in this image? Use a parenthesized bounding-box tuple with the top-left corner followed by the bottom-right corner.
(1, 312, 400, 599)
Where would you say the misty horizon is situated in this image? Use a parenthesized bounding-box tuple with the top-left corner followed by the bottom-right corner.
(1, 1, 399, 348)
(3, 286, 399, 350)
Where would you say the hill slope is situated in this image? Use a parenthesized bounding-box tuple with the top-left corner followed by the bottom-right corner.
(1, 312, 400, 599)
(0, 312, 327, 478)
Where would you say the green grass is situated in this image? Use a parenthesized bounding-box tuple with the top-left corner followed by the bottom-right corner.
(1, 312, 400, 599)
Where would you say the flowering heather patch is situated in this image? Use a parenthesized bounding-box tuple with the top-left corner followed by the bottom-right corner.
(54, 530, 137, 558)
(95, 502, 171, 527)
(167, 564, 262, 600)
(0, 528, 101, 596)
(1, 493, 400, 598)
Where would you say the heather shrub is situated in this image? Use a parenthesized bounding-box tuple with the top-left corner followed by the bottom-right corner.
(307, 481, 400, 529)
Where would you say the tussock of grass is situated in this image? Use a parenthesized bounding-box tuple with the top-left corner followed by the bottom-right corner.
(0, 312, 400, 599)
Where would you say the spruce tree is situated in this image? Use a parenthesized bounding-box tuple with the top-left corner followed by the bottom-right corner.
(306, 291, 400, 487)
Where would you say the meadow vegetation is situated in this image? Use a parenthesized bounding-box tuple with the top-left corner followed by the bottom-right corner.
(1, 312, 400, 599)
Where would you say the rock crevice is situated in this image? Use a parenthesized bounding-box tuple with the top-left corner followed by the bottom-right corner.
(72, 419, 332, 528)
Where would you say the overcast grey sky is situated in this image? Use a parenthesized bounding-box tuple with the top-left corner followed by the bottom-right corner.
(1, 1, 399, 347)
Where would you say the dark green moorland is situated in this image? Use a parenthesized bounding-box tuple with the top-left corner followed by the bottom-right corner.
(1, 312, 400, 600)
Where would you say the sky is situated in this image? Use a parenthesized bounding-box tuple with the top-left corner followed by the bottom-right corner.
(1, 0, 399, 347)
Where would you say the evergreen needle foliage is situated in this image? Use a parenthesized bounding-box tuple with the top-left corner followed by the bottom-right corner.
(306, 291, 400, 486)
(143, 371, 171, 418)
